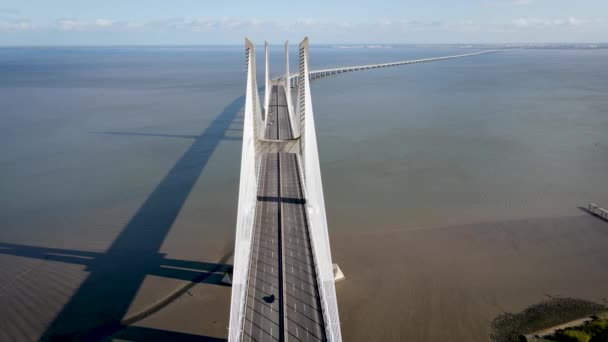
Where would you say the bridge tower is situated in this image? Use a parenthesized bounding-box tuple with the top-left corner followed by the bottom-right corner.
(228, 38, 342, 342)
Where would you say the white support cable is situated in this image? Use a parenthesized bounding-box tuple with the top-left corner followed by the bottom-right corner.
(263, 41, 270, 118)
(297, 41, 306, 154)
(254, 46, 263, 139)
(299, 37, 342, 342)
(284, 40, 297, 138)
(228, 38, 260, 342)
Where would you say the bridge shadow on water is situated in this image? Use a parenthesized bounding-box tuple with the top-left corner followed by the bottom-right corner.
(0, 96, 244, 341)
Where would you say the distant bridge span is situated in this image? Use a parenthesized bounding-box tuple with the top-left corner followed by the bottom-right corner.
(284, 49, 503, 87)
(228, 38, 501, 342)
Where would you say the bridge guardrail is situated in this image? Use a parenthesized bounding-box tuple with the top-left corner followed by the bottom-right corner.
(228, 38, 261, 342)
(298, 37, 343, 342)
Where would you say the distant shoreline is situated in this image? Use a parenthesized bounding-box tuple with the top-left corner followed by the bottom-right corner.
(0, 43, 607, 49)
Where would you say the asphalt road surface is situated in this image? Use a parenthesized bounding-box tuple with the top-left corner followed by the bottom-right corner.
(265, 85, 293, 140)
(242, 153, 326, 342)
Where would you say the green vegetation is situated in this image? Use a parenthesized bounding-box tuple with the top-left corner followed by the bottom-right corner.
(491, 297, 607, 342)
(542, 317, 608, 342)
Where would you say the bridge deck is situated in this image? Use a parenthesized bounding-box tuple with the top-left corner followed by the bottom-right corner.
(242, 152, 327, 342)
(265, 85, 293, 140)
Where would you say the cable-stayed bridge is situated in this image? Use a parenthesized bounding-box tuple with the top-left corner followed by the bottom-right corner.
(228, 38, 501, 342)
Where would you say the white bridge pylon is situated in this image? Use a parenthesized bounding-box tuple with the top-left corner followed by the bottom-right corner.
(228, 38, 502, 342)
(228, 37, 342, 342)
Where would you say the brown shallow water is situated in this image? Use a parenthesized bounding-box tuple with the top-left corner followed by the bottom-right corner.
(333, 215, 608, 341)
(103, 213, 608, 341)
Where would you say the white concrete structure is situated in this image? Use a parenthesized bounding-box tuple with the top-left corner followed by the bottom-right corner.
(228, 38, 262, 342)
(229, 37, 343, 342)
(297, 37, 342, 341)
(263, 41, 270, 117)
(285, 40, 297, 137)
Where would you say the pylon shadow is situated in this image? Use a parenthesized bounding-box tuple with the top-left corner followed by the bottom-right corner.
(0, 95, 246, 341)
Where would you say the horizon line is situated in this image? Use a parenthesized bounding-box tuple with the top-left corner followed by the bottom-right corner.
(1, 42, 607, 48)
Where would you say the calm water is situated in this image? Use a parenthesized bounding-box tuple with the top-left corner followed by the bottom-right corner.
(313, 48, 608, 231)
(2, 46, 608, 244)
(1, 45, 608, 340)
(1, 45, 607, 248)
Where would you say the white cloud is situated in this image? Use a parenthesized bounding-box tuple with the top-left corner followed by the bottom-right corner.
(143, 17, 272, 32)
(512, 18, 529, 28)
(2, 14, 606, 44)
(368, 18, 479, 34)
(57, 18, 87, 31)
(95, 19, 114, 27)
(5, 15, 604, 36)
(55, 18, 133, 31)
(511, 17, 598, 29)
(0, 9, 34, 31)
(0, 19, 33, 31)
(510, 0, 534, 5)
(484, 0, 535, 8)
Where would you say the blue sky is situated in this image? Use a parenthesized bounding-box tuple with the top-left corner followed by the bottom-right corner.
(1, 0, 606, 45)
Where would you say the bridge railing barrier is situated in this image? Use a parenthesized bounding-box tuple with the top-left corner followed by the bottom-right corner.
(298, 37, 343, 342)
(228, 38, 261, 342)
